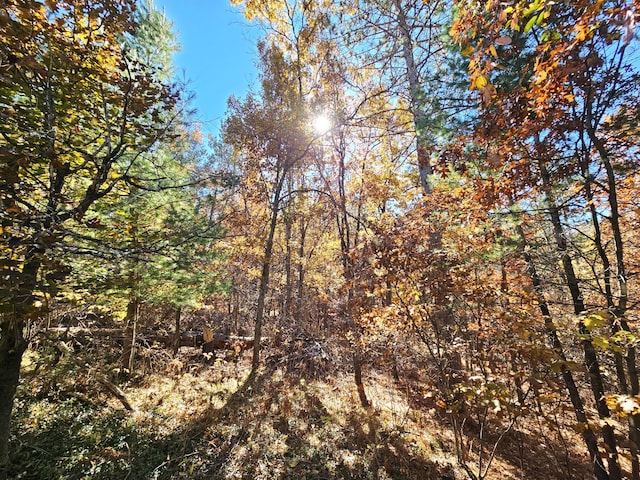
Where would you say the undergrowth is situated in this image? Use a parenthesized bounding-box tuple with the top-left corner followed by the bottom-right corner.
(9, 338, 593, 479)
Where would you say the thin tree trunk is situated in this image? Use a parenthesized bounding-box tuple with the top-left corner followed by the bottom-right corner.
(588, 129, 639, 478)
(296, 216, 306, 323)
(232, 285, 239, 332)
(517, 224, 609, 480)
(121, 296, 139, 376)
(540, 161, 621, 479)
(627, 345, 640, 480)
(252, 174, 286, 373)
(354, 351, 370, 408)
(589, 131, 627, 316)
(582, 151, 639, 478)
(393, 0, 431, 195)
(121, 204, 140, 377)
(337, 144, 370, 408)
(173, 306, 182, 356)
(284, 210, 293, 319)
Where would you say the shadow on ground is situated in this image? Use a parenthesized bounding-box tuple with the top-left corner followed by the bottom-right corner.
(169, 365, 456, 480)
(10, 354, 596, 480)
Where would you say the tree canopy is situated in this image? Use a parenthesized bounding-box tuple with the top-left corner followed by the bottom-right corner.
(2, 1, 640, 479)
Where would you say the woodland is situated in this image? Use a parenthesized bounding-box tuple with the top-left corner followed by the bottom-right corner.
(1, 0, 640, 479)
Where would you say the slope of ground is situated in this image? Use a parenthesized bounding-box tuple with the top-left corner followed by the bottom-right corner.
(9, 338, 594, 479)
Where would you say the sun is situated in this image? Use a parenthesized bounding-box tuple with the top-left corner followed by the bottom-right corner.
(312, 113, 332, 135)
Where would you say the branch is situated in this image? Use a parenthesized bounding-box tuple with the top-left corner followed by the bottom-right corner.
(51, 338, 135, 411)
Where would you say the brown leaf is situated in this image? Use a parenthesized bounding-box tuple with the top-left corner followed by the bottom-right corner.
(495, 35, 512, 46)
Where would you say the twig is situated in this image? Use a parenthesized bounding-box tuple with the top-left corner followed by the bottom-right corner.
(152, 451, 199, 475)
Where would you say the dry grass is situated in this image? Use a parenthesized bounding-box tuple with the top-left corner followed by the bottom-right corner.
(9, 339, 597, 479)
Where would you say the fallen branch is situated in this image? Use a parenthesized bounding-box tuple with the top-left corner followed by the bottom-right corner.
(52, 340, 135, 411)
(203, 333, 260, 354)
(44, 327, 203, 348)
(95, 373, 134, 411)
(44, 326, 258, 356)
(46, 327, 123, 336)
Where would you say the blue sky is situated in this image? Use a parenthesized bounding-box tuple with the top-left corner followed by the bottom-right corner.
(155, 0, 261, 136)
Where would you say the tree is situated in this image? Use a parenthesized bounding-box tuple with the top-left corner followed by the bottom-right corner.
(223, 40, 317, 372)
(46, 1, 228, 375)
(450, 0, 640, 477)
(0, 0, 179, 475)
(336, 0, 464, 195)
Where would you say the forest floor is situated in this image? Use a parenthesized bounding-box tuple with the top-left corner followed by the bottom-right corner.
(9, 336, 596, 479)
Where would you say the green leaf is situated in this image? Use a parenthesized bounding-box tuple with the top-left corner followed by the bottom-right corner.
(524, 15, 537, 33)
(523, 0, 543, 17)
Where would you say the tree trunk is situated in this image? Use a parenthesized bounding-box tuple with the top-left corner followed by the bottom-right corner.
(626, 335, 640, 480)
(284, 210, 293, 319)
(0, 252, 41, 479)
(252, 173, 286, 373)
(173, 306, 182, 356)
(252, 234, 274, 372)
(354, 351, 370, 408)
(121, 296, 139, 376)
(232, 285, 239, 332)
(540, 161, 621, 479)
(393, 0, 431, 195)
(0, 323, 28, 480)
(517, 224, 609, 480)
(296, 216, 307, 323)
(587, 129, 639, 477)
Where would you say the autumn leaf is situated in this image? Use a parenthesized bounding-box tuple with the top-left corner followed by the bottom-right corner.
(591, 336, 609, 351)
(473, 74, 488, 90)
(582, 310, 609, 331)
(535, 69, 548, 84)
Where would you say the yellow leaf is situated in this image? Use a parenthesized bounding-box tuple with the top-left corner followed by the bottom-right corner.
(606, 394, 618, 410)
(582, 310, 609, 330)
(535, 69, 548, 84)
(461, 46, 474, 57)
(489, 45, 498, 58)
(591, 336, 609, 351)
(474, 75, 488, 89)
(523, 0, 543, 17)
